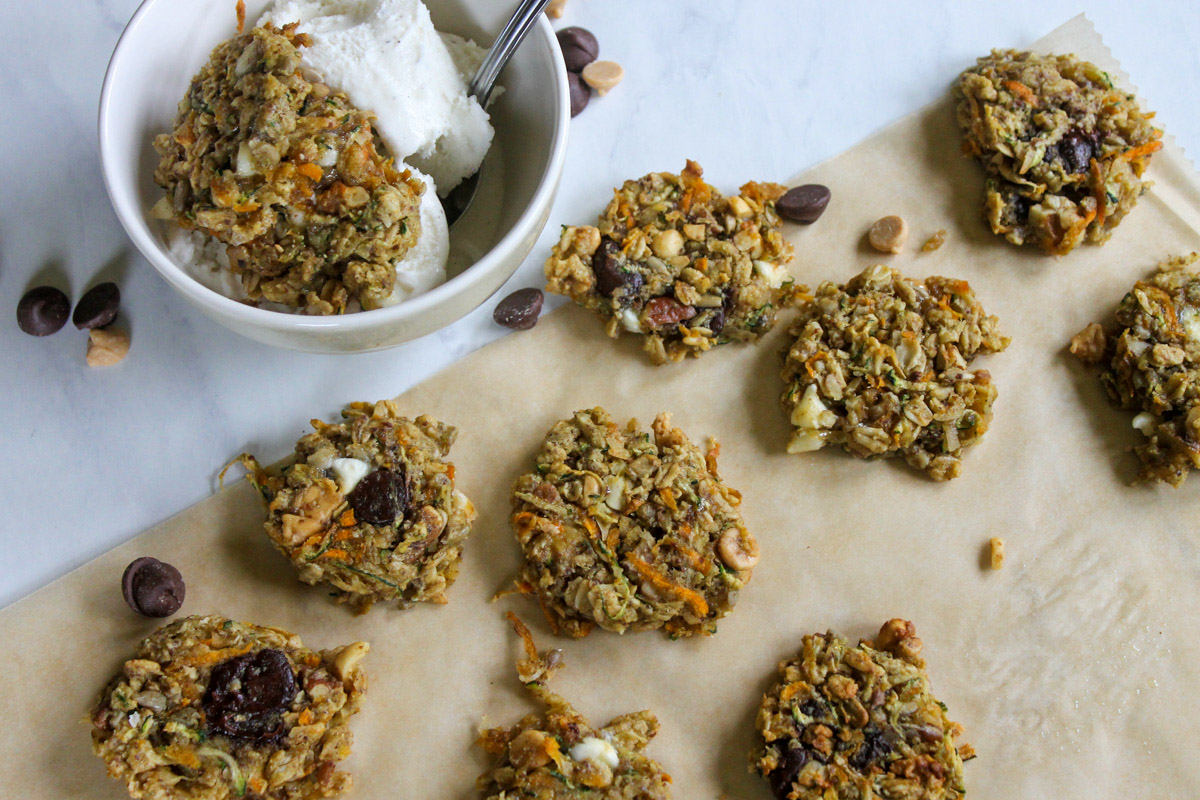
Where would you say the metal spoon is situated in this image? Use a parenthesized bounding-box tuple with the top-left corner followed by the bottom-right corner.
(442, 0, 552, 226)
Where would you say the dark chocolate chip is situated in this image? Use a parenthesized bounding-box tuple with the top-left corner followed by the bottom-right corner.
(73, 282, 121, 330)
(556, 27, 599, 73)
(777, 184, 831, 224)
(493, 288, 544, 330)
(769, 745, 810, 800)
(592, 238, 644, 299)
(16, 286, 70, 336)
(568, 71, 590, 117)
(203, 648, 297, 744)
(347, 466, 409, 527)
(849, 725, 893, 771)
(1053, 128, 1100, 175)
(121, 557, 185, 618)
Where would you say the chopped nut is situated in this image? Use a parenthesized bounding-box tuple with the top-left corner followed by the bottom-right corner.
(988, 537, 1005, 570)
(874, 618, 924, 666)
(922, 229, 947, 252)
(868, 215, 909, 253)
(333, 641, 369, 680)
(651, 229, 684, 259)
(545, 0, 567, 18)
(716, 527, 760, 571)
(1069, 322, 1108, 364)
(580, 60, 624, 95)
(508, 729, 554, 771)
(86, 327, 130, 367)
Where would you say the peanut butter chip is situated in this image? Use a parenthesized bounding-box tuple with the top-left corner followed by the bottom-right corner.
(546, 0, 567, 18)
(86, 327, 130, 367)
(868, 215, 909, 253)
(581, 60, 624, 95)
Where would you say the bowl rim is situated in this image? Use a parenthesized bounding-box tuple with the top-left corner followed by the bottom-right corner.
(97, 0, 569, 333)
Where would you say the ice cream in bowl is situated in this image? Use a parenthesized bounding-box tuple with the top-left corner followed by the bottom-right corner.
(100, 0, 569, 352)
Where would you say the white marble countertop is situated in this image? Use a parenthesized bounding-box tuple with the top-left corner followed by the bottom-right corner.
(1, 0, 1197, 608)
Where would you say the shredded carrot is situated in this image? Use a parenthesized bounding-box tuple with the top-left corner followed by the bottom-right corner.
(658, 488, 677, 512)
(804, 353, 827, 379)
(672, 541, 711, 574)
(694, 256, 709, 272)
(298, 709, 314, 726)
(231, 200, 260, 213)
(447, 464, 456, 481)
(297, 162, 323, 181)
(164, 744, 202, 770)
(506, 611, 540, 662)
(513, 511, 539, 537)
(627, 555, 709, 617)
(680, 189, 694, 213)
(339, 509, 356, 527)
(248, 778, 266, 795)
(182, 644, 251, 668)
(605, 526, 620, 551)
(779, 681, 808, 702)
(235, 0, 246, 33)
(1091, 160, 1107, 228)
(1121, 140, 1163, 162)
(320, 548, 349, 560)
(705, 441, 721, 475)
(1002, 80, 1038, 106)
(333, 528, 354, 543)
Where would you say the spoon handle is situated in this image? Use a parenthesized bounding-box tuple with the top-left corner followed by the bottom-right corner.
(468, 0, 552, 106)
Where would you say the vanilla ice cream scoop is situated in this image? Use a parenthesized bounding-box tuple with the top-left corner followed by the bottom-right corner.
(260, 0, 493, 195)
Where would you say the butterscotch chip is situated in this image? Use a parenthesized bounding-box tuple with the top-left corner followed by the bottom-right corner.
(546, 0, 567, 18)
(86, 327, 130, 367)
(868, 215, 909, 253)
(581, 60, 624, 95)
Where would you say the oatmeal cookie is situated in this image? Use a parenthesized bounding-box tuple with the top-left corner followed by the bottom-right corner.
(511, 407, 755, 638)
(154, 24, 424, 313)
(544, 160, 802, 364)
(753, 620, 972, 800)
(955, 50, 1161, 255)
(90, 615, 367, 800)
(781, 264, 1009, 480)
(476, 614, 673, 799)
(238, 400, 475, 612)
(1070, 253, 1200, 485)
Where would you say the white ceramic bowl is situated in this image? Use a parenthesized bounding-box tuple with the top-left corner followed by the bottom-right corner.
(99, 0, 569, 353)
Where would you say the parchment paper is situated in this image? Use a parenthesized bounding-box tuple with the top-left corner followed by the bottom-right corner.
(5, 16, 1200, 799)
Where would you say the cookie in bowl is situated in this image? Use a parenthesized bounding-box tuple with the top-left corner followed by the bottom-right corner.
(236, 400, 476, 612)
(90, 615, 367, 800)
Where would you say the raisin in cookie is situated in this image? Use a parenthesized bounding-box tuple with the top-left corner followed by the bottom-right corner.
(90, 615, 367, 800)
(544, 160, 801, 364)
(753, 620, 972, 800)
(955, 50, 1161, 255)
(238, 400, 475, 612)
(511, 407, 756, 637)
(477, 614, 673, 799)
(781, 264, 1009, 480)
(1071, 253, 1200, 485)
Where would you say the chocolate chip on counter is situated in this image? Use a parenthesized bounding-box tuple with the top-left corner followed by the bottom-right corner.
(73, 282, 121, 330)
(494, 288, 544, 330)
(347, 466, 410, 526)
(568, 71, 590, 117)
(777, 184, 831, 224)
(121, 557, 186, 617)
(203, 648, 297, 744)
(556, 26, 598, 73)
(16, 286, 70, 336)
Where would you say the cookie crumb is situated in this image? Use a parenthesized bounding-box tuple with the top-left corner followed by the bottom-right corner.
(922, 229, 948, 252)
(868, 215, 909, 253)
(1069, 322, 1107, 364)
(988, 537, 1005, 569)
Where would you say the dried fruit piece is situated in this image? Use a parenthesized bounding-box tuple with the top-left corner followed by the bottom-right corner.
(776, 184, 831, 224)
(121, 557, 185, 617)
(581, 60, 623, 95)
(347, 466, 410, 527)
(922, 229, 948, 252)
(16, 286, 69, 336)
(73, 282, 121, 330)
(494, 288, 544, 330)
(202, 648, 298, 744)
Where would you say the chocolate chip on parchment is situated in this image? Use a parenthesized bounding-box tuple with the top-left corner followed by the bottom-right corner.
(494, 288, 544, 330)
(203, 648, 297, 744)
(568, 71, 590, 117)
(17, 286, 70, 336)
(777, 184, 831, 224)
(556, 26, 599, 73)
(347, 466, 410, 527)
(121, 557, 186, 617)
(73, 282, 121, 330)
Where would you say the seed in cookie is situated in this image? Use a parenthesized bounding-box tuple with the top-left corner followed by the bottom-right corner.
(781, 264, 1009, 480)
(1070, 253, 1200, 485)
(753, 620, 972, 800)
(510, 407, 755, 637)
(494, 288, 545, 330)
(955, 50, 1162, 255)
(121, 557, 185, 617)
(776, 184, 831, 224)
(545, 160, 802, 365)
(17, 285, 70, 336)
(73, 282, 121, 330)
(556, 26, 598, 73)
(90, 615, 366, 800)
(235, 400, 476, 612)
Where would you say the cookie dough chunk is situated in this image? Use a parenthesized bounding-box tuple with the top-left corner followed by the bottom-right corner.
(477, 614, 672, 799)
(240, 400, 476, 612)
(154, 24, 424, 313)
(955, 50, 1161, 256)
(544, 160, 801, 364)
(1071, 253, 1200, 485)
(781, 264, 1009, 480)
(90, 615, 367, 800)
(511, 407, 755, 637)
(753, 620, 972, 800)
